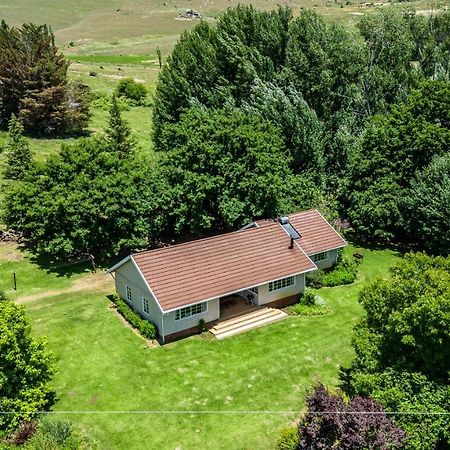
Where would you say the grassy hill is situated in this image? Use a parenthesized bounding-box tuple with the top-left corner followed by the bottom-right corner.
(0, 0, 430, 59)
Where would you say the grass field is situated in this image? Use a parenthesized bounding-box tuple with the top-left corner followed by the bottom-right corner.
(0, 243, 399, 449)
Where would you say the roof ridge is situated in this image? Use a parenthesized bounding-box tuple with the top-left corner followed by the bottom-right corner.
(132, 221, 280, 257)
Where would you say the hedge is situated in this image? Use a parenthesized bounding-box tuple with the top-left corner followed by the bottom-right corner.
(110, 294, 157, 340)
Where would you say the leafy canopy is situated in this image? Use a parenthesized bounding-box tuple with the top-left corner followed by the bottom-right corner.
(0, 293, 56, 432)
(0, 21, 90, 135)
(159, 107, 324, 234)
(2, 114, 32, 180)
(298, 384, 406, 449)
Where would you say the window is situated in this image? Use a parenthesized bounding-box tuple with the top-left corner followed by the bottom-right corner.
(269, 276, 295, 292)
(249, 286, 258, 295)
(126, 286, 132, 303)
(175, 302, 207, 321)
(142, 297, 149, 314)
(312, 251, 328, 262)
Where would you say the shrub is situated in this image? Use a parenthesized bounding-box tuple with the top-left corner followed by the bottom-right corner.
(306, 256, 359, 288)
(25, 418, 95, 449)
(110, 294, 157, 339)
(298, 385, 406, 449)
(275, 425, 298, 450)
(299, 288, 316, 306)
(198, 318, 207, 333)
(7, 421, 37, 446)
(115, 78, 148, 105)
(289, 289, 330, 316)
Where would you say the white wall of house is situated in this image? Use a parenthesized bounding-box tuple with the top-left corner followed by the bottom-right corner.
(310, 249, 339, 270)
(255, 273, 306, 306)
(163, 298, 220, 336)
(114, 259, 163, 334)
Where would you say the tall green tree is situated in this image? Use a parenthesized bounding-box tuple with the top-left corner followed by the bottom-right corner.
(153, 6, 293, 150)
(241, 80, 324, 178)
(345, 80, 450, 243)
(159, 107, 305, 233)
(3, 115, 32, 180)
(406, 154, 450, 255)
(0, 293, 56, 432)
(358, 8, 418, 115)
(346, 253, 450, 449)
(4, 138, 168, 258)
(0, 21, 90, 135)
(105, 94, 135, 157)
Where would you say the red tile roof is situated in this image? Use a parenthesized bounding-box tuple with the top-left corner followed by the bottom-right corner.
(256, 209, 347, 256)
(115, 209, 346, 312)
(133, 223, 316, 312)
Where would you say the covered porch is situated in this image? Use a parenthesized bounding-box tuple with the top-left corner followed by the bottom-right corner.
(218, 293, 260, 320)
(211, 292, 287, 339)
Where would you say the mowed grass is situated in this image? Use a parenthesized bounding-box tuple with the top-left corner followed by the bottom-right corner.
(3, 244, 399, 449)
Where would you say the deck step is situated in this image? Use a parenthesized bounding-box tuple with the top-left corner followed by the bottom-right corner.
(212, 308, 274, 331)
(210, 308, 287, 339)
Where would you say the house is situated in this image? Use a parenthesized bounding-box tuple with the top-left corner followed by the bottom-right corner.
(107, 209, 346, 342)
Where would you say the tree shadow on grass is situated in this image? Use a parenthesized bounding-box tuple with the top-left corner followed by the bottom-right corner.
(19, 245, 116, 279)
(345, 231, 414, 257)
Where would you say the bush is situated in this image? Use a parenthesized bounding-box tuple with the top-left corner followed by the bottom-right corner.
(7, 421, 37, 446)
(306, 256, 359, 288)
(115, 78, 148, 105)
(289, 289, 330, 316)
(25, 418, 95, 449)
(299, 288, 316, 306)
(275, 425, 298, 450)
(198, 318, 207, 333)
(298, 385, 406, 449)
(111, 294, 157, 339)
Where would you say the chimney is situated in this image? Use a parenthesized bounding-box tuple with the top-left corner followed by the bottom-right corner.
(289, 237, 294, 249)
(278, 216, 301, 249)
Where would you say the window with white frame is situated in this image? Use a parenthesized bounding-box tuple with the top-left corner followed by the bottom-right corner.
(142, 297, 149, 314)
(249, 286, 258, 295)
(175, 302, 207, 321)
(269, 276, 295, 292)
(312, 251, 328, 262)
(126, 286, 132, 303)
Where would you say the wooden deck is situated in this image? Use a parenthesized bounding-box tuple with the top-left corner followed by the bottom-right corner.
(219, 294, 260, 320)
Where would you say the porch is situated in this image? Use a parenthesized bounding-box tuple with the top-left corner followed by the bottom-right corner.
(211, 294, 287, 339)
(219, 294, 260, 320)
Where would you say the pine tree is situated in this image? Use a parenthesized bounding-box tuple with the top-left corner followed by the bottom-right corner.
(105, 94, 135, 157)
(0, 21, 90, 135)
(3, 115, 32, 180)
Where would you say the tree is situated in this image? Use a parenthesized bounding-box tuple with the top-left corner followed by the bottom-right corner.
(298, 385, 406, 449)
(345, 80, 450, 243)
(419, 10, 450, 80)
(153, 6, 293, 149)
(286, 10, 366, 121)
(159, 107, 303, 233)
(343, 253, 450, 449)
(4, 137, 168, 259)
(350, 370, 450, 450)
(3, 115, 32, 180)
(241, 80, 325, 178)
(350, 253, 450, 380)
(0, 21, 90, 135)
(105, 94, 135, 157)
(0, 294, 56, 432)
(406, 154, 450, 255)
(358, 8, 418, 115)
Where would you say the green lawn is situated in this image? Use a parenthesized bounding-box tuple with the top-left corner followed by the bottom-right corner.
(0, 244, 399, 449)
